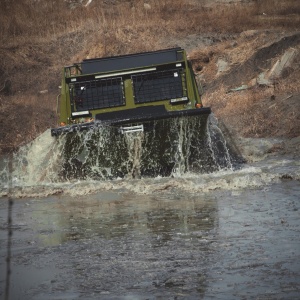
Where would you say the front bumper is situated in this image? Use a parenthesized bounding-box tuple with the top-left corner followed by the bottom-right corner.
(51, 106, 211, 136)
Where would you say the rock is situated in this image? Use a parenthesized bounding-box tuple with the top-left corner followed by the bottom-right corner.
(257, 71, 272, 86)
(248, 77, 257, 88)
(144, 3, 151, 10)
(216, 58, 229, 75)
(268, 48, 298, 80)
(38, 90, 48, 94)
(255, 47, 298, 86)
(227, 84, 249, 93)
(84, 0, 93, 6)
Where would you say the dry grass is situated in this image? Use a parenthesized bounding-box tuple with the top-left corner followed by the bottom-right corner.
(202, 67, 300, 138)
(1, 0, 299, 73)
(1, 0, 299, 49)
(199, 37, 300, 138)
(0, 0, 299, 151)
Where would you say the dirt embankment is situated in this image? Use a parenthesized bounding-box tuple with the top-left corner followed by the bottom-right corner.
(185, 30, 300, 158)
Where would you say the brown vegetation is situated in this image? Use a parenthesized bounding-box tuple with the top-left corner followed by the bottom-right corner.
(0, 0, 299, 153)
(195, 30, 300, 138)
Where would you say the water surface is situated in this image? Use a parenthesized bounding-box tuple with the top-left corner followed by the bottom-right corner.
(1, 160, 299, 299)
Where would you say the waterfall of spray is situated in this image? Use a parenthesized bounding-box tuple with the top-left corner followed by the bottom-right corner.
(172, 118, 186, 176)
(124, 131, 144, 178)
(171, 117, 193, 176)
(0, 114, 235, 192)
(19, 132, 66, 183)
(0, 130, 65, 190)
(206, 114, 233, 171)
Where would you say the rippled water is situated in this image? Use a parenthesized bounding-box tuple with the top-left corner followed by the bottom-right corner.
(0, 122, 300, 299)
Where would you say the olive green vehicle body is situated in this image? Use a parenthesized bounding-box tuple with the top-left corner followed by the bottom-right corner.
(51, 48, 212, 178)
(52, 47, 210, 135)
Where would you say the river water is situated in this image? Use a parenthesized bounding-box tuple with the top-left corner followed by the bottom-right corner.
(0, 124, 300, 299)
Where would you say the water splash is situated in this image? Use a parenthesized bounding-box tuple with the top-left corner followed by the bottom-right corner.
(0, 130, 65, 189)
(56, 116, 217, 179)
(206, 114, 233, 171)
(0, 115, 235, 192)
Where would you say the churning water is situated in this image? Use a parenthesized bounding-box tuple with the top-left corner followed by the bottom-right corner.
(0, 114, 299, 200)
(1, 115, 300, 300)
(0, 114, 236, 196)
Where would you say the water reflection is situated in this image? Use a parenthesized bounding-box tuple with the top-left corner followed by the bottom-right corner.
(1, 179, 300, 299)
(54, 192, 217, 245)
(21, 191, 218, 298)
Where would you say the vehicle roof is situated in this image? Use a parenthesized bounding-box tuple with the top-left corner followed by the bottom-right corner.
(81, 47, 184, 74)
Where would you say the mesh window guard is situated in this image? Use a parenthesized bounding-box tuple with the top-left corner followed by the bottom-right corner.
(132, 69, 185, 104)
(71, 77, 125, 111)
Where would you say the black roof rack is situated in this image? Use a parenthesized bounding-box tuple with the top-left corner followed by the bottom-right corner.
(81, 47, 184, 74)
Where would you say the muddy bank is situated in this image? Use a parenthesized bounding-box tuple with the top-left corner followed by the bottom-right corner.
(191, 30, 300, 149)
(218, 120, 300, 163)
